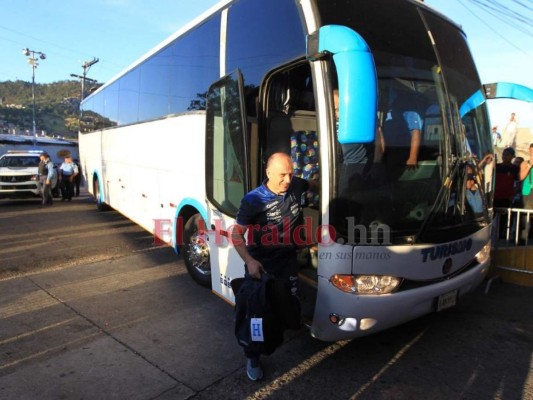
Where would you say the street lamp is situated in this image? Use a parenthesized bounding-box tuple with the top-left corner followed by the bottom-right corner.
(22, 48, 46, 136)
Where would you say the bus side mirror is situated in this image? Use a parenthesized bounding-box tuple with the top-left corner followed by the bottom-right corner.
(308, 25, 377, 144)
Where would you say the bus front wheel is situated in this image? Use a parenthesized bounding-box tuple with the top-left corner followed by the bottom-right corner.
(182, 213, 211, 288)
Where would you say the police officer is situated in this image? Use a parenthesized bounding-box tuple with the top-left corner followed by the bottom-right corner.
(58, 155, 79, 202)
(38, 152, 55, 207)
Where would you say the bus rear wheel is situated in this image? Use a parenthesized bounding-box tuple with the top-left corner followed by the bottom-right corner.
(93, 177, 110, 211)
(182, 213, 211, 288)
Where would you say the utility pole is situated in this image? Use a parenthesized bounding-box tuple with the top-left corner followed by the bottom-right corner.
(70, 74, 98, 100)
(22, 48, 46, 136)
(71, 57, 99, 101)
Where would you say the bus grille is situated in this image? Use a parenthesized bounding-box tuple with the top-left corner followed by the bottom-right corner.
(398, 258, 479, 291)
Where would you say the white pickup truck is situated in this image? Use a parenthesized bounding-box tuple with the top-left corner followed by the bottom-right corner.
(0, 150, 59, 199)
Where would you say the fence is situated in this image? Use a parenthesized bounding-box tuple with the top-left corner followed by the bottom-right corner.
(489, 207, 533, 289)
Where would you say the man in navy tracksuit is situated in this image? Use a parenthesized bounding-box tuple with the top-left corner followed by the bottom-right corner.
(231, 152, 314, 381)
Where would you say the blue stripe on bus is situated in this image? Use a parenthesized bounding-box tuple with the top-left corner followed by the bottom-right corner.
(173, 198, 208, 254)
(92, 169, 104, 204)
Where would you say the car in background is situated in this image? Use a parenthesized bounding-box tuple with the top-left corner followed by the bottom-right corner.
(0, 150, 59, 199)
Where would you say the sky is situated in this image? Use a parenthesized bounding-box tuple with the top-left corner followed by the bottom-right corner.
(1, 0, 531, 129)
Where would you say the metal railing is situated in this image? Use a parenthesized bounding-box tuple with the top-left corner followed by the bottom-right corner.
(492, 207, 533, 277)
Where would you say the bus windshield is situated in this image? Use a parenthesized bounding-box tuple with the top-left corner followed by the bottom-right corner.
(318, 0, 493, 244)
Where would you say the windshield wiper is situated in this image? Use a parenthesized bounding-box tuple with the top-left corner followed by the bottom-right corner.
(413, 158, 461, 243)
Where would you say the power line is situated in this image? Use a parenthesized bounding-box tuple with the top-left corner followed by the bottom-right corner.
(0, 24, 93, 60)
(510, 0, 532, 10)
(467, 0, 533, 37)
(457, 0, 532, 56)
(473, 0, 531, 26)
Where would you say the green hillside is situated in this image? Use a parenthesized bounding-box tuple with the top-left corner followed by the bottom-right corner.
(0, 80, 81, 138)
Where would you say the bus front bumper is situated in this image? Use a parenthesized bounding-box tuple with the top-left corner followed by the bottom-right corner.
(310, 259, 489, 342)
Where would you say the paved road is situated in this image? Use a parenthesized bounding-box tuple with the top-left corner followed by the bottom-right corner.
(1, 194, 532, 399)
(0, 194, 155, 281)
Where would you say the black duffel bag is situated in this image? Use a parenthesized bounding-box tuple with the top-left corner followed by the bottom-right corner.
(232, 273, 300, 356)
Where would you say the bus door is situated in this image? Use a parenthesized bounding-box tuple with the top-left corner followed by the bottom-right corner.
(262, 62, 322, 319)
(205, 70, 250, 303)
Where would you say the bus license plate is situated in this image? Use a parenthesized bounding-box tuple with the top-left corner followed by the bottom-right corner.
(437, 290, 458, 312)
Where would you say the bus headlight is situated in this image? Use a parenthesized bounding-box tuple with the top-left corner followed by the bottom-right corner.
(330, 274, 401, 294)
(475, 242, 491, 264)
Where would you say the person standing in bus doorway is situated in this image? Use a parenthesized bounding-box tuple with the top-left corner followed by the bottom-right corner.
(231, 152, 315, 381)
(38, 152, 55, 207)
(503, 112, 519, 149)
(59, 155, 79, 202)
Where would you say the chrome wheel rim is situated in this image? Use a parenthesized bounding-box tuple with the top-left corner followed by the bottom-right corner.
(187, 231, 210, 276)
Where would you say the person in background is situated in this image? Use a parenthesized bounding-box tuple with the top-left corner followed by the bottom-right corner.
(503, 112, 519, 149)
(38, 152, 55, 207)
(494, 147, 519, 208)
(492, 126, 503, 161)
(73, 158, 82, 197)
(520, 145, 533, 209)
(519, 144, 533, 239)
(477, 152, 494, 194)
(492, 126, 502, 146)
(59, 155, 79, 202)
(512, 156, 524, 208)
(512, 156, 524, 168)
(465, 169, 483, 215)
(494, 147, 519, 238)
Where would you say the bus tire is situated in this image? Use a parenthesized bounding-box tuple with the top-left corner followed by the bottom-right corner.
(182, 213, 211, 288)
(93, 177, 110, 211)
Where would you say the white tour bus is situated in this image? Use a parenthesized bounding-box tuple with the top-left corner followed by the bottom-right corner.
(79, 0, 527, 341)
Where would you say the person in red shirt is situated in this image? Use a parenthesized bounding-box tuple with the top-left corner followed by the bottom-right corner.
(494, 147, 519, 238)
(494, 147, 519, 208)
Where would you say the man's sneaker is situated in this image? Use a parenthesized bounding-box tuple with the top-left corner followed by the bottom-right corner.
(246, 357, 263, 381)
